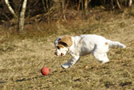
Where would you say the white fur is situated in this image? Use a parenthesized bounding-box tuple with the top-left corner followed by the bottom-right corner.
(54, 34, 126, 69)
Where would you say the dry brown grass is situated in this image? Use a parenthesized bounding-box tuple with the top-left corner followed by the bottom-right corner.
(0, 9, 134, 90)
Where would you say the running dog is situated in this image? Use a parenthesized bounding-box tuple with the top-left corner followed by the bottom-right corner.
(54, 34, 126, 69)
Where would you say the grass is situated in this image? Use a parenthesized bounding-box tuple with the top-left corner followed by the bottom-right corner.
(0, 8, 134, 90)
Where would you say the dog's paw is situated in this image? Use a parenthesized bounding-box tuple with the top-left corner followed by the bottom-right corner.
(61, 63, 71, 69)
(101, 60, 109, 64)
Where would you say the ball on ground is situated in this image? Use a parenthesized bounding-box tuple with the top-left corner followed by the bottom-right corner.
(41, 67, 49, 76)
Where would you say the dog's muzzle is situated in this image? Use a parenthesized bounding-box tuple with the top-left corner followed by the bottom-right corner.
(61, 53, 64, 56)
(55, 52, 64, 56)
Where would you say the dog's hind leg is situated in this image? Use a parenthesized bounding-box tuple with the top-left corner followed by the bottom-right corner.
(93, 52, 109, 64)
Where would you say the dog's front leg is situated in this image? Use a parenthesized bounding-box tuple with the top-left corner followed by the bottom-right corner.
(61, 55, 80, 69)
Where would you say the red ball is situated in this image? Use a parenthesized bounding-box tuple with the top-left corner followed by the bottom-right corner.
(41, 67, 49, 76)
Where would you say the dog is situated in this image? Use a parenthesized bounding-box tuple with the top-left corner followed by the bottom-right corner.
(54, 34, 126, 69)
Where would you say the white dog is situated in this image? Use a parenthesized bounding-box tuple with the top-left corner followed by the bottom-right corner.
(54, 34, 126, 69)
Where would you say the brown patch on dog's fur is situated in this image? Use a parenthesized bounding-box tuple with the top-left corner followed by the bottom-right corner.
(58, 35, 73, 47)
(105, 42, 108, 45)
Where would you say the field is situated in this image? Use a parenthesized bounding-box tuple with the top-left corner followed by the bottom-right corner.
(0, 9, 134, 90)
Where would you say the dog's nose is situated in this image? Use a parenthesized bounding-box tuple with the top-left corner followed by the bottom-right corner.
(61, 53, 64, 56)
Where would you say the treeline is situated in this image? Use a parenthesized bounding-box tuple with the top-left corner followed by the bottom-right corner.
(0, 0, 133, 31)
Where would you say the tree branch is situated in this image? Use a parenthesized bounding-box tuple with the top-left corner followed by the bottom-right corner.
(4, 0, 17, 18)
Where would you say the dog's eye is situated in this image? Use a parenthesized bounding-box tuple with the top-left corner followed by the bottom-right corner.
(57, 46, 60, 49)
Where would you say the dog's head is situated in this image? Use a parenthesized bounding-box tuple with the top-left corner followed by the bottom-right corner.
(54, 35, 72, 56)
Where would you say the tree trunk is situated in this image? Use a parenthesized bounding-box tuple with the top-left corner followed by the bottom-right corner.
(60, 0, 66, 19)
(116, 0, 121, 9)
(17, 0, 27, 31)
(129, 0, 132, 7)
(85, 0, 88, 15)
(4, 0, 17, 19)
(77, 0, 81, 12)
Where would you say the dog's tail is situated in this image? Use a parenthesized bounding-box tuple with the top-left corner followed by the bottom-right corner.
(107, 40, 126, 48)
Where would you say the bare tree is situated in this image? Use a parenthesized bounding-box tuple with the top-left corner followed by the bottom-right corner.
(116, 0, 122, 9)
(4, 0, 17, 19)
(42, 0, 50, 12)
(129, 0, 132, 7)
(18, 0, 27, 31)
(77, 0, 91, 14)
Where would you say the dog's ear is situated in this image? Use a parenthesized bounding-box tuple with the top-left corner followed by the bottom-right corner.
(58, 35, 72, 47)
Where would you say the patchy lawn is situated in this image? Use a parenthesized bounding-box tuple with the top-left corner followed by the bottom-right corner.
(0, 9, 134, 90)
